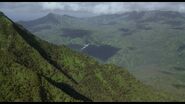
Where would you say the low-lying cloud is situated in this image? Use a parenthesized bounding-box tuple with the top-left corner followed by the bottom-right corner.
(39, 2, 185, 14)
(1, 2, 185, 20)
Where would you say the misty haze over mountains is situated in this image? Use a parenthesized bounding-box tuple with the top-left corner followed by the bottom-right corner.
(1, 2, 185, 21)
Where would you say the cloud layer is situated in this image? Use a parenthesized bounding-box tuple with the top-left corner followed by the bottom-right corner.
(1, 2, 185, 20)
(39, 2, 185, 14)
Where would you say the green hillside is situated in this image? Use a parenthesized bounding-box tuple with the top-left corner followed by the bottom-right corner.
(0, 11, 180, 102)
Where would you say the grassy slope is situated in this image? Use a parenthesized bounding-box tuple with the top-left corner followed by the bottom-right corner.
(0, 11, 179, 102)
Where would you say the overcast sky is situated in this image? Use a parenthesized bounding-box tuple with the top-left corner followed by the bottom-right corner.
(1, 2, 185, 21)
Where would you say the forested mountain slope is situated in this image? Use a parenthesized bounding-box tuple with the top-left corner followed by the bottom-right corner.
(0, 11, 179, 102)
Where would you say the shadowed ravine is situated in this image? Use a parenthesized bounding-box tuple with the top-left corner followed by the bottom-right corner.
(38, 74, 49, 102)
(41, 75, 93, 102)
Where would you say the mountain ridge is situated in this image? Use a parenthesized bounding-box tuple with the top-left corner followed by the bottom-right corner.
(19, 10, 185, 23)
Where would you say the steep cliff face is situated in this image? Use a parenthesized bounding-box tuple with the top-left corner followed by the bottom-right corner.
(0, 11, 176, 102)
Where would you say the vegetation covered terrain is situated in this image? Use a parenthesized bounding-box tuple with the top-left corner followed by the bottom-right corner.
(19, 10, 185, 97)
(0, 11, 181, 102)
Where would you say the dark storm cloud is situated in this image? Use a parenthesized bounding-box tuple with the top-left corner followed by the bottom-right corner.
(1, 2, 185, 21)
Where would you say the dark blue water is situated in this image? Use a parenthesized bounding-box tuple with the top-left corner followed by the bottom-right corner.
(82, 45, 120, 61)
(67, 44, 120, 61)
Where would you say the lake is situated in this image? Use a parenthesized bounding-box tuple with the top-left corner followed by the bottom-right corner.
(67, 44, 120, 61)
